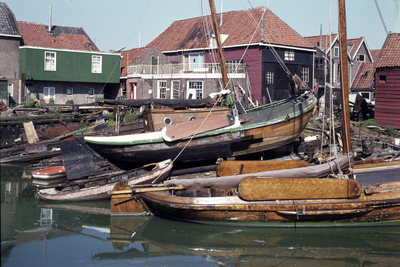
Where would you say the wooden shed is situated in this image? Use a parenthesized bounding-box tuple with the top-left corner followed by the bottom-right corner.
(374, 33, 400, 129)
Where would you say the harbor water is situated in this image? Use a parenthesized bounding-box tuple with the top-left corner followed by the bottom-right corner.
(2, 163, 400, 266)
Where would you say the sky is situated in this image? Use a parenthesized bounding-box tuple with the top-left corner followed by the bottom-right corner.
(6, 0, 400, 52)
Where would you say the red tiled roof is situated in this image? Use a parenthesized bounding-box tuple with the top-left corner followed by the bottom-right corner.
(120, 47, 151, 77)
(17, 21, 99, 51)
(347, 37, 362, 56)
(146, 6, 314, 52)
(305, 34, 338, 51)
(375, 33, 400, 68)
(351, 62, 374, 89)
(370, 49, 380, 62)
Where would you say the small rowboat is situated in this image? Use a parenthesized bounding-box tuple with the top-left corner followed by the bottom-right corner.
(36, 159, 173, 202)
(31, 166, 66, 180)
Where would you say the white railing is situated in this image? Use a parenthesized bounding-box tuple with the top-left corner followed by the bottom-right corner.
(127, 62, 244, 76)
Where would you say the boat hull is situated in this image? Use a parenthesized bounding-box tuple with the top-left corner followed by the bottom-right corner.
(140, 166, 400, 227)
(36, 159, 173, 202)
(85, 93, 316, 163)
(31, 165, 66, 179)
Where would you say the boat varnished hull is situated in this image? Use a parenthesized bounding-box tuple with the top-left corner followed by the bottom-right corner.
(140, 180, 400, 227)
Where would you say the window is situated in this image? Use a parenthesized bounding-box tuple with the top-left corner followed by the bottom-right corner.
(302, 68, 309, 83)
(172, 81, 180, 99)
(265, 72, 274, 84)
(88, 88, 94, 95)
(334, 47, 339, 58)
(187, 81, 203, 99)
(8, 83, 13, 97)
(357, 54, 365, 62)
(379, 75, 386, 83)
(67, 87, 73, 95)
(152, 56, 159, 74)
(92, 55, 102, 73)
(44, 51, 56, 71)
(43, 87, 55, 100)
(284, 50, 295, 61)
(158, 81, 167, 99)
(315, 59, 323, 70)
(361, 70, 369, 76)
(189, 53, 204, 70)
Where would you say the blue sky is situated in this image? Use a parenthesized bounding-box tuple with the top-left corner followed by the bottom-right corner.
(6, 0, 400, 52)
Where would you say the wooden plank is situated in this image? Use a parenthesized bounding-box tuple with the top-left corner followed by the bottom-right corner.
(23, 121, 39, 144)
(216, 160, 310, 177)
(162, 114, 235, 142)
(238, 177, 362, 201)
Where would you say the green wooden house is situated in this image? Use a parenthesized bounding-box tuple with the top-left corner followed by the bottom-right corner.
(18, 21, 121, 105)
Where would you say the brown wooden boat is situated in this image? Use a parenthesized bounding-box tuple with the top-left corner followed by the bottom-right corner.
(109, 0, 400, 227)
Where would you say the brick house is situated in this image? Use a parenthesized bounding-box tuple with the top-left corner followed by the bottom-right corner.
(125, 6, 315, 106)
(0, 2, 21, 107)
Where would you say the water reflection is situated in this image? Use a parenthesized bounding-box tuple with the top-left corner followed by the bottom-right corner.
(1, 164, 400, 266)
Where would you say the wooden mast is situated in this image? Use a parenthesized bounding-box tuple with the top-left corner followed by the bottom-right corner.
(338, 0, 352, 177)
(209, 0, 230, 90)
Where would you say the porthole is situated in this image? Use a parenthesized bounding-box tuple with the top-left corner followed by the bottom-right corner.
(189, 116, 197, 121)
(164, 117, 172, 125)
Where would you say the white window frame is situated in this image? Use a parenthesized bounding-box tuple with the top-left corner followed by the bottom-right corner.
(284, 50, 295, 61)
(43, 87, 55, 100)
(334, 46, 339, 58)
(67, 87, 73, 95)
(189, 53, 204, 71)
(158, 80, 167, 99)
(152, 56, 159, 74)
(8, 83, 13, 97)
(265, 71, 274, 84)
(187, 81, 203, 99)
(171, 80, 180, 99)
(302, 67, 309, 83)
(92, 55, 102, 73)
(44, 51, 56, 71)
(357, 54, 365, 62)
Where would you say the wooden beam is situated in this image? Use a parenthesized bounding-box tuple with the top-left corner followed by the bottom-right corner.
(238, 177, 362, 201)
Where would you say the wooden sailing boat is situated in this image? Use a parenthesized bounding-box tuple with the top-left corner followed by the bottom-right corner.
(109, 0, 400, 227)
(84, 1, 317, 164)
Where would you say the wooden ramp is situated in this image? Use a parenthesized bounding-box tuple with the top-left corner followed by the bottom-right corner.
(238, 177, 362, 201)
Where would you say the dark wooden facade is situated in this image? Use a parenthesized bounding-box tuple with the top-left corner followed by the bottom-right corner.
(374, 67, 400, 129)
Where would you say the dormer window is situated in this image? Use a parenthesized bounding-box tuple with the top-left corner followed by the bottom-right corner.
(209, 34, 229, 48)
(357, 54, 365, 62)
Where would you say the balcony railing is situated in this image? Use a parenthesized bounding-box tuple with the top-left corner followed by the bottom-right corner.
(127, 62, 244, 76)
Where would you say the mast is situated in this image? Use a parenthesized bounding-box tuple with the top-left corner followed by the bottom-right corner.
(338, 0, 352, 177)
(209, 0, 230, 90)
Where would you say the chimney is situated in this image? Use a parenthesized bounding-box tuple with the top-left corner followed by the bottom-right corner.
(48, 6, 52, 33)
(220, 0, 223, 27)
(319, 24, 322, 48)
